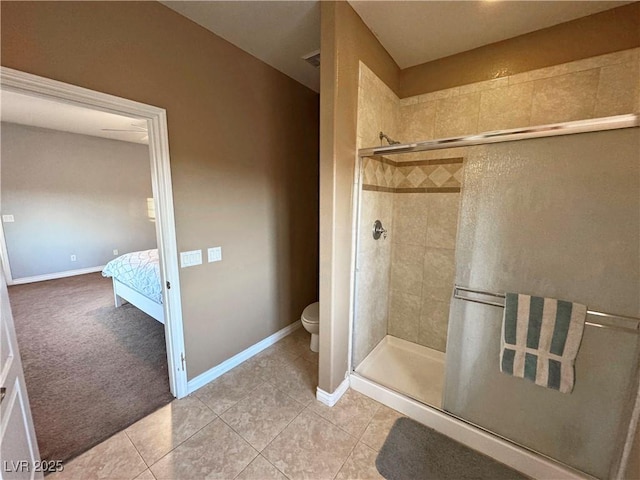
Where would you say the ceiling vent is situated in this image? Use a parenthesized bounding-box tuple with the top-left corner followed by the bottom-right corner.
(302, 49, 320, 68)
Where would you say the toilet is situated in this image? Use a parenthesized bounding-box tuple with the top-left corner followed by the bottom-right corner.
(301, 302, 319, 353)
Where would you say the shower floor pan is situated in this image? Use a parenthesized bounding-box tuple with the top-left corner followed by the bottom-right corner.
(355, 335, 445, 408)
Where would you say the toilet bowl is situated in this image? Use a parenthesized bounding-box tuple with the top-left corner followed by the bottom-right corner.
(301, 302, 319, 353)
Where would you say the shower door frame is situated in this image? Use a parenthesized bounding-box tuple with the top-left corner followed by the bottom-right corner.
(348, 113, 640, 480)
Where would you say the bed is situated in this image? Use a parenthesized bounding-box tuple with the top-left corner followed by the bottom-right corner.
(102, 249, 164, 324)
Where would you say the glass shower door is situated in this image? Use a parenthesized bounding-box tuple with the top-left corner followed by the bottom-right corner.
(444, 127, 640, 479)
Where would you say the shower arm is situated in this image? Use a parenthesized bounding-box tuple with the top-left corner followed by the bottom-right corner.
(379, 131, 401, 145)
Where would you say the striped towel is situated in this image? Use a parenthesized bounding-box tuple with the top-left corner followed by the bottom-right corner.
(500, 293, 587, 393)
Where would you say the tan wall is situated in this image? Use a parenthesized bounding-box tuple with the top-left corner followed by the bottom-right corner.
(400, 2, 640, 98)
(1, 1, 320, 379)
(629, 424, 640, 479)
(319, 1, 400, 392)
(1, 123, 156, 279)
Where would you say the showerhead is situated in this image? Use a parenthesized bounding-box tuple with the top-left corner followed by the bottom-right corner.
(379, 131, 401, 145)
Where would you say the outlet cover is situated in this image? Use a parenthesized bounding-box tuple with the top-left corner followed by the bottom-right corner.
(208, 247, 222, 263)
(70, 255, 77, 262)
(180, 250, 202, 268)
(113, 249, 119, 256)
(2, 215, 14, 223)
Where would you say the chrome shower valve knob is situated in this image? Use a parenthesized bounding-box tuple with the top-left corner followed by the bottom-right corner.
(373, 220, 387, 240)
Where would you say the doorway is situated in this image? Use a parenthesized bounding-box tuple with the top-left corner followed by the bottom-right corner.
(0, 67, 187, 461)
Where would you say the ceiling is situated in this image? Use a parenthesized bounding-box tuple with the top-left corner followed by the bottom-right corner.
(0, 91, 149, 145)
(161, 0, 630, 92)
(350, 1, 632, 69)
(161, 1, 321, 91)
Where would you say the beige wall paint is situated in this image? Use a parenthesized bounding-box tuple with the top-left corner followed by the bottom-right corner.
(1, 123, 156, 279)
(319, 1, 400, 392)
(400, 2, 640, 98)
(629, 424, 640, 479)
(1, 1, 320, 379)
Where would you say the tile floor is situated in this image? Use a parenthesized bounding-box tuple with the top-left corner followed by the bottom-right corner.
(50, 327, 404, 480)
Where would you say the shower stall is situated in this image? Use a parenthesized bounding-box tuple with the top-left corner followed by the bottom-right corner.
(349, 115, 640, 479)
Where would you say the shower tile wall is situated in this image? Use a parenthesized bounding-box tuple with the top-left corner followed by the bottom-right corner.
(357, 155, 462, 353)
(353, 64, 399, 367)
(354, 188, 393, 367)
(357, 63, 400, 149)
(355, 48, 640, 362)
(398, 47, 640, 139)
(389, 190, 459, 351)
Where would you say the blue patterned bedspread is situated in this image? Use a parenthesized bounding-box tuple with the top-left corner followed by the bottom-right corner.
(102, 249, 162, 304)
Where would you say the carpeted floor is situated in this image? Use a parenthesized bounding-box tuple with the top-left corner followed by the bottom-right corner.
(9, 273, 174, 464)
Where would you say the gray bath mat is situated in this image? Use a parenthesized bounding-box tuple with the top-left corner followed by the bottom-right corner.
(376, 417, 529, 480)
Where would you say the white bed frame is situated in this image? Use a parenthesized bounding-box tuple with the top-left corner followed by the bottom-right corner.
(112, 278, 164, 324)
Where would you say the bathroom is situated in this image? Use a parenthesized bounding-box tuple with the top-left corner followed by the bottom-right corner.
(345, 29, 639, 480)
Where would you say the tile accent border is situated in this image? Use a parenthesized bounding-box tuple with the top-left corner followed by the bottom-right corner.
(399, 158, 464, 167)
(187, 320, 302, 394)
(363, 185, 461, 194)
(362, 156, 464, 192)
(362, 185, 395, 193)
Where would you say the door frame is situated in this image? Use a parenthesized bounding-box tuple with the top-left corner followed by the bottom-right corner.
(0, 67, 188, 398)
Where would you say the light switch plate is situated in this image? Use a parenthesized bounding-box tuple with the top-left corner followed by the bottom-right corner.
(180, 250, 202, 268)
(208, 247, 222, 263)
(2, 215, 14, 223)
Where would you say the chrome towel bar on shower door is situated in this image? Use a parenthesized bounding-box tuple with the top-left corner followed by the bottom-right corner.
(453, 285, 640, 334)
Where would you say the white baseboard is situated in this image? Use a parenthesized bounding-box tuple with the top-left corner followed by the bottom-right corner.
(316, 375, 350, 407)
(10, 265, 106, 285)
(350, 372, 590, 480)
(187, 320, 302, 394)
